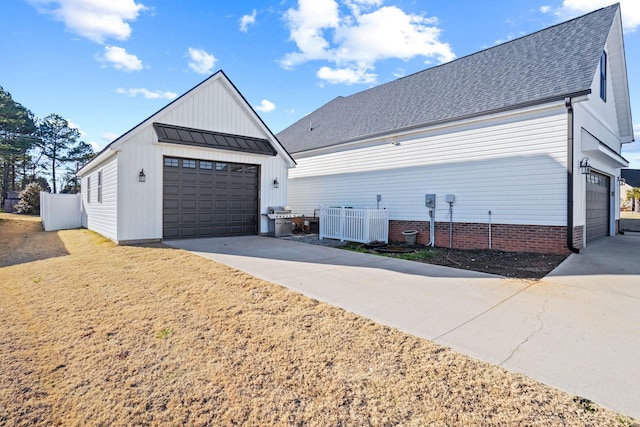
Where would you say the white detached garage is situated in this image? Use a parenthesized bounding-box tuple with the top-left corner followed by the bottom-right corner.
(77, 71, 295, 244)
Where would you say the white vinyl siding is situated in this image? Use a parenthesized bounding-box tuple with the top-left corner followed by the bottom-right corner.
(81, 155, 118, 241)
(289, 105, 568, 226)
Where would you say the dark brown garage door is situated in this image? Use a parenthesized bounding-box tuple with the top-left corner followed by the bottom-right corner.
(163, 157, 259, 239)
(585, 171, 610, 243)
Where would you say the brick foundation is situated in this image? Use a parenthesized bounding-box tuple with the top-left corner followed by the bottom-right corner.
(389, 220, 575, 254)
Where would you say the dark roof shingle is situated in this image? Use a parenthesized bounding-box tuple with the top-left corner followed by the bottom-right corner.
(277, 4, 619, 154)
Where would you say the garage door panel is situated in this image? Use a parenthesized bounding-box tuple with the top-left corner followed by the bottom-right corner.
(163, 156, 259, 239)
(585, 172, 609, 243)
(181, 200, 197, 209)
(199, 213, 213, 222)
(164, 185, 180, 196)
(164, 199, 179, 210)
(182, 186, 197, 196)
(199, 200, 212, 209)
(181, 227, 197, 237)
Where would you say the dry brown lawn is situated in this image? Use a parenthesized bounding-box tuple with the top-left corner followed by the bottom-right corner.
(0, 213, 635, 426)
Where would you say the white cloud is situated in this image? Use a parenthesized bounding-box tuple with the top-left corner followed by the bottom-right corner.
(542, 0, 640, 31)
(67, 120, 87, 137)
(280, 0, 455, 85)
(634, 124, 640, 141)
(187, 48, 216, 74)
(240, 9, 257, 32)
(27, 0, 146, 43)
(317, 66, 376, 85)
(102, 132, 119, 142)
(253, 99, 276, 113)
(116, 88, 177, 100)
(87, 141, 100, 151)
(98, 45, 143, 71)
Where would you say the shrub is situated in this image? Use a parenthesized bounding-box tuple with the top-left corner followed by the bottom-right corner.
(15, 183, 44, 215)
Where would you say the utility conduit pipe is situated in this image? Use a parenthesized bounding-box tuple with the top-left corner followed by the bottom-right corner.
(428, 209, 435, 247)
(488, 210, 492, 250)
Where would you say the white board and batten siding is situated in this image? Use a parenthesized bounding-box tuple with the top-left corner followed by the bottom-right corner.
(289, 103, 568, 227)
(77, 72, 293, 244)
(80, 154, 118, 241)
(114, 141, 289, 242)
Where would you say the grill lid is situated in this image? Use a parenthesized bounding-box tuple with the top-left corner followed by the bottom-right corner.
(268, 206, 291, 214)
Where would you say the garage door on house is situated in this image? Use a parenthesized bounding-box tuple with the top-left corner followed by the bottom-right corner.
(163, 156, 259, 239)
(585, 171, 610, 243)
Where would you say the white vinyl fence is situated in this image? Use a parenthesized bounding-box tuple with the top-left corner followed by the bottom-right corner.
(319, 206, 389, 244)
(40, 192, 82, 231)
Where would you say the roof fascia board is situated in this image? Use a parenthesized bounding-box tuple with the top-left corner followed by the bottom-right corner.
(77, 146, 119, 176)
(216, 72, 297, 167)
(609, 8, 634, 143)
(81, 70, 296, 174)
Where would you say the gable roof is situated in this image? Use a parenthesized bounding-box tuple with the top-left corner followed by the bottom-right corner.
(78, 70, 295, 176)
(277, 4, 620, 154)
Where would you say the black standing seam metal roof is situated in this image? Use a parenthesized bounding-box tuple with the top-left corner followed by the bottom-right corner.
(153, 123, 278, 156)
(276, 4, 620, 154)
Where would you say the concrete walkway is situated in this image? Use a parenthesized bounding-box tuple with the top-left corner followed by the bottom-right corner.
(166, 234, 640, 419)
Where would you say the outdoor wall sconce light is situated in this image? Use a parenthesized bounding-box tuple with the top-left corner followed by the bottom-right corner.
(618, 176, 626, 186)
(579, 157, 592, 175)
(139, 169, 146, 182)
(273, 178, 279, 188)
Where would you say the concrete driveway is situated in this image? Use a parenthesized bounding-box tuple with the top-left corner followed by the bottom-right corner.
(166, 233, 640, 419)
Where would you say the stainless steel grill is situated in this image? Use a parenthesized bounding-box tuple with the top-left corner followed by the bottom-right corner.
(266, 206, 297, 237)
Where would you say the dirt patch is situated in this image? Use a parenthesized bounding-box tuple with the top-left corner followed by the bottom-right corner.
(339, 241, 568, 279)
(0, 214, 634, 425)
(416, 248, 568, 279)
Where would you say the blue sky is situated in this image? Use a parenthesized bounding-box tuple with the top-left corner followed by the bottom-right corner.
(3, 0, 640, 167)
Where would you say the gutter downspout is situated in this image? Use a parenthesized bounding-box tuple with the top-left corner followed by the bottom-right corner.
(565, 97, 580, 253)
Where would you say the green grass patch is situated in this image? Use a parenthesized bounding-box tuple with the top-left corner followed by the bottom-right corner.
(391, 249, 439, 261)
(340, 242, 369, 253)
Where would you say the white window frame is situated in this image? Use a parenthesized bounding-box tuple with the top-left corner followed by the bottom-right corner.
(97, 171, 103, 203)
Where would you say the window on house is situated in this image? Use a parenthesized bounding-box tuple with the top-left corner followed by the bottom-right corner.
(200, 161, 213, 170)
(600, 51, 607, 101)
(183, 159, 196, 168)
(164, 158, 179, 167)
(215, 162, 228, 171)
(97, 171, 103, 203)
(87, 177, 91, 203)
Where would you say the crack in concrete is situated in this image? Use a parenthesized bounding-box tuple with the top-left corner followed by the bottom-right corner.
(499, 296, 549, 367)
(432, 280, 538, 342)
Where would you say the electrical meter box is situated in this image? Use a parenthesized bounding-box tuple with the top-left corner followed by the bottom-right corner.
(425, 194, 436, 208)
(445, 194, 456, 204)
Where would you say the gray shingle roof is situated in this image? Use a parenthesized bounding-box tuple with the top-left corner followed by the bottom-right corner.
(622, 169, 640, 187)
(277, 4, 619, 154)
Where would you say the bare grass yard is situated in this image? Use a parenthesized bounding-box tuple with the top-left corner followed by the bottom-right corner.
(0, 214, 636, 426)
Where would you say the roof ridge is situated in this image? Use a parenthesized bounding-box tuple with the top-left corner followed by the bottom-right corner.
(346, 3, 620, 99)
